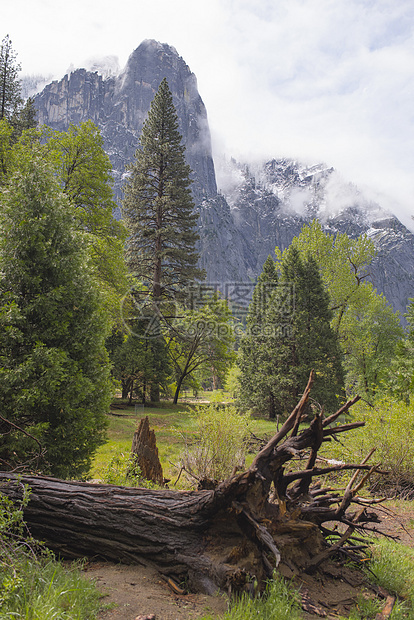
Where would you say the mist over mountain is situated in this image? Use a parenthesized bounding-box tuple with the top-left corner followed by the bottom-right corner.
(33, 39, 414, 318)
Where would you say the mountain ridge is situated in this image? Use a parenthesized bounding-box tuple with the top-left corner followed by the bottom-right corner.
(32, 39, 414, 318)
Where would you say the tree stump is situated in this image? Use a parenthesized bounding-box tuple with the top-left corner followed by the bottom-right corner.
(131, 416, 163, 485)
(0, 372, 387, 595)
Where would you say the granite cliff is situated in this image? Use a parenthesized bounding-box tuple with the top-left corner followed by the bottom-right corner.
(33, 40, 414, 317)
(34, 39, 216, 206)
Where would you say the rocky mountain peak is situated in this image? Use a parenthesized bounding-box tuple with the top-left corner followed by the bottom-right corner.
(34, 40, 217, 205)
(33, 41, 413, 318)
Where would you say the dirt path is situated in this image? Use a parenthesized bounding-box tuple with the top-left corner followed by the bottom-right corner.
(85, 561, 228, 620)
(82, 503, 414, 620)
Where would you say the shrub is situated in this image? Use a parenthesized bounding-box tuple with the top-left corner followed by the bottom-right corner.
(179, 404, 250, 484)
(97, 451, 160, 488)
(0, 484, 101, 618)
(322, 397, 414, 497)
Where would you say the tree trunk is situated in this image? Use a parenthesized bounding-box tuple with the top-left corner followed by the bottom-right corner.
(0, 372, 385, 595)
(131, 416, 163, 485)
(173, 376, 184, 404)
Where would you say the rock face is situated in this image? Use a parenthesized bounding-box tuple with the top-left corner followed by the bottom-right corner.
(199, 158, 414, 317)
(34, 39, 217, 205)
(34, 40, 414, 318)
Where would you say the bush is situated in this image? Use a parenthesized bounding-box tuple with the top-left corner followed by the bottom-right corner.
(97, 451, 160, 488)
(179, 404, 250, 484)
(322, 397, 414, 497)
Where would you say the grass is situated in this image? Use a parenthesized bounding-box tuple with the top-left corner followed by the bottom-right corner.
(0, 558, 102, 620)
(200, 575, 303, 620)
(91, 401, 197, 482)
(91, 397, 278, 484)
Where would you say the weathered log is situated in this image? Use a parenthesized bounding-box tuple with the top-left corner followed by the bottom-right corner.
(131, 416, 163, 485)
(0, 371, 386, 594)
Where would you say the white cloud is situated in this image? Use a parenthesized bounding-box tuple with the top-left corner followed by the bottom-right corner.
(3, 0, 414, 229)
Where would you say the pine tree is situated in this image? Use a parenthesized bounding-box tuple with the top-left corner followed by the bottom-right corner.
(0, 35, 23, 123)
(122, 77, 204, 304)
(121, 78, 204, 400)
(237, 255, 280, 418)
(0, 157, 112, 477)
(238, 250, 344, 419)
(266, 247, 344, 415)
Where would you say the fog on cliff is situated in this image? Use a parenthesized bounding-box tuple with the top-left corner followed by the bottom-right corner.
(5, 0, 414, 231)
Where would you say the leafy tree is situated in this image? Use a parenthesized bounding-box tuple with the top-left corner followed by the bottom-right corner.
(121, 78, 204, 400)
(341, 288, 403, 399)
(166, 294, 235, 403)
(106, 329, 152, 403)
(382, 297, 414, 403)
(47, 121, 129, 320)
(276, 219, 376, 335)
(0, 120, 129, 324)
(0, 35, 23, 123)
(0, 157, 113, 478)
(237, 255, 280, 418)
(278, 219, 403, 397)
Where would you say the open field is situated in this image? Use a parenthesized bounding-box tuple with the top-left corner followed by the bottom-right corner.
(90, 396, 277, 484)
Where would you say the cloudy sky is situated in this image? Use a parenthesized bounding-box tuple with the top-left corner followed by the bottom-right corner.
(3, 0, 414, 230)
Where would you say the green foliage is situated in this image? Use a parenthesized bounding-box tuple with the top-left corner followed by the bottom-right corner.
(0, 35, 23, 123)
(224, 364, 241, 399)
(238, 255, 280, 418)
(383, 298, 414, 404)
(0, 488, 101, 618)
(167, 293, 236, 403)
(366, 538, 414, 618)
(201, 575, 302, 620)
(323, 397, 414, 497)
(0, 119, 129, 326)
(238, 248, 344, 418)
(0, 157, 112, 478)
(275, 219, 403, 399)
(106, 328, 155, 403)
(0, 558, 102, 619)
(97, 450, 159, 488)
(342, 288, 403, 399)
(277, 219, 377, 334)
(122, 77, 204, 302)
(179, 405, 250, 483)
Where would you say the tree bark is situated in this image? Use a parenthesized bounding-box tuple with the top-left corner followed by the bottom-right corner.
(0, 372, 385, 595)
(131, 416, 163, 485)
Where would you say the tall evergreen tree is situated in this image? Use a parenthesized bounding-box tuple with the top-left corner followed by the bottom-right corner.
(0, 157, 113, 477)
(238, 249, 344, 418)
(121, 78, 204, 400)
(0, 35, 23, 123)
(122, 77, 204, 304)
(266, 247, 344, 415)
(237, 255, 280, 418)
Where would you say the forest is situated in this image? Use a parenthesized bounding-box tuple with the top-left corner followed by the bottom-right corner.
(1, 33, 414, 620)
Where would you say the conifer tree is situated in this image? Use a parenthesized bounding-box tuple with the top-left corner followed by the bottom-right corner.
(121, 78, 204, 400)
(266, 247, 344, 415)
(0, 35, 23, 123)
(237, 255, 279, 418)
(0, 157, 112, 477)
(122, 77, 204, 304)
(238, 250, 344, 418)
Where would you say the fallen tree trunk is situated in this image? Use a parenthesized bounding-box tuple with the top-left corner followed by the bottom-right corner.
(0, 372, 386, 594)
